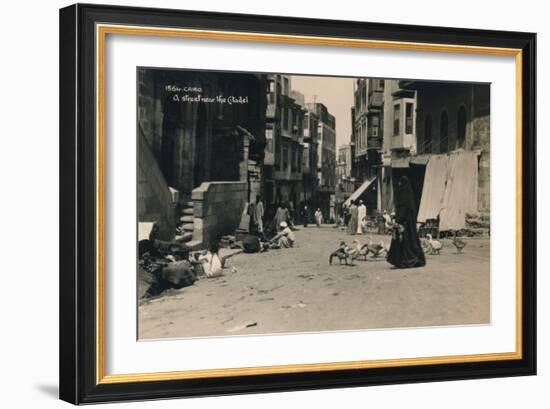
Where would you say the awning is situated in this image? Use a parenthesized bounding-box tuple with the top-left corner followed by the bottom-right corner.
(344, 176, 377, 207)
(410, 154, 431, 165)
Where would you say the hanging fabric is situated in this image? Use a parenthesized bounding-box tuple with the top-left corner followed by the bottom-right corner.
(417, 154, 448, 223)
(439, 150, 479, 230)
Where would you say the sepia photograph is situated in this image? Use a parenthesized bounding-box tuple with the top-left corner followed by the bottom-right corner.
(137, 67, 490, 340)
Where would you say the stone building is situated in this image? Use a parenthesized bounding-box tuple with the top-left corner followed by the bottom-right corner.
(306, 102, 336, 220)
(263, 75, 307, 222)
(337, 144, 352, 180)
(335, 144, 354, 216)
(301, 106, 320, 211)
(137, 68, 267, 245)
(380, 80, 417, 212)
(398, 80, 490, 230)
(348, 79, 385, 212)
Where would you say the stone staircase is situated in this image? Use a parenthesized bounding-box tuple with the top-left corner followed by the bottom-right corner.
(176, 201, 195, 244)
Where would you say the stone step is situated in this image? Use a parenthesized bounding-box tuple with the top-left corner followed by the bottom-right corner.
(182, 208, 194, 215)
(177, 232, 193, 243)
(185, 239, 204, 251)
(182, 223, 194, 232)
(180, 215, 194, 223)
(185, 201, 194, 208)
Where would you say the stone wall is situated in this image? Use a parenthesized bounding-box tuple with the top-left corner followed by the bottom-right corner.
(137, 69, 267, 203)
(138, 127, 176, 240)
(474, 114, 491, 212)
(414, 83, 490, 215)
(191, 181, 248, 248)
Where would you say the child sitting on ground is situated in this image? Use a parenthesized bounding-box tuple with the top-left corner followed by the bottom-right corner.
(195, 241, 238, 278)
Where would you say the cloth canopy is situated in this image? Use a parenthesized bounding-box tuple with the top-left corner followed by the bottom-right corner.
(344, 176, 377, 207)
(417, 155, 448, 223)
(417, 150, 479, 230)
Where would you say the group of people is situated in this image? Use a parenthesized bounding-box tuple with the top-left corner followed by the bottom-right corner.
(337, 176, 426, 269)
(342, 199, 368, 235)
(244, 197, 296, 251)
(243, 175, 426, 270)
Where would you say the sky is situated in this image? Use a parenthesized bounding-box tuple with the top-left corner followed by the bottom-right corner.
(290, 75, 355, 149)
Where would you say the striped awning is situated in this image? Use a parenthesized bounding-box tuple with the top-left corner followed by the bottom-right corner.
(344, 176, 377, 207)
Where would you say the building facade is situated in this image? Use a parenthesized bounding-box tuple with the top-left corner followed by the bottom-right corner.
(307, 102, 337, 221)
(263, 75, 307, 221)
(380, 80, 417, 212)
(350, 79, 386, 212)
(335, 144, 354, 217)
(301, 107, 320, 212)
(400, 80, 490, 216)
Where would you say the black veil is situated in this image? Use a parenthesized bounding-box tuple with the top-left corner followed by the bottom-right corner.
(395, 176, 417, 217)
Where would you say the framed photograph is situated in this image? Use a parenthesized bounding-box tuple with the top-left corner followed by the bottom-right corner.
(59, 3, 536, 404)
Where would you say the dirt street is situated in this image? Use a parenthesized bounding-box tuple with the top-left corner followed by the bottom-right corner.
(138, 226, 490, 339)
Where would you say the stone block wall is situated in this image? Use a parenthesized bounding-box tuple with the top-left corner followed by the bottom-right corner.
(191, 181, 248, 248)
(138, 127, 176, 241)
(474, 114, 491, 213)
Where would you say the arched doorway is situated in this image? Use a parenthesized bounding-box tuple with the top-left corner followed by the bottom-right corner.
(425, 115, 432, 153)
(194, 103, 207, 188)
(440, 111, 449, 153)
(160, 95, 181, 187)
(457, 106, 467, 149)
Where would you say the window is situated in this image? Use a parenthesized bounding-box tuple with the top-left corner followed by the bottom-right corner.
(440, 111, 449, 153)
(457, 106, 467, 148)
(405, 103, 414, 134)
(371, 115, 379, 138)
(281, 108, 287, 131)
(393, 104, 400, 136)
(283, 77, 289, 96)
(282, 147, 289, 170)
(266, 129, 273, 153)
(287, 108, 292, 130)
(425, 115, 433, 153)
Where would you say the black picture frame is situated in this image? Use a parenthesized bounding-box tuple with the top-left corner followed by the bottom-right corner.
(59, 3, 536, 404)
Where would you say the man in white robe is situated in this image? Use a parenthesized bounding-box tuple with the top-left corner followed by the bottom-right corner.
(357, 200, 367, 234)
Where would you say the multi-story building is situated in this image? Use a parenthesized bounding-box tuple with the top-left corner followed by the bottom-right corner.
(337, 144, 352, 181)
(379, 80, 417, 212)
(349, 76, 489, 232)
(263, 75, 306, 220)
(335, 144, 354, 217)
(306, 102, 337, 220)
(301, 107, 320, 209)
(349, 79, 385, 212)
(399, 80, 490, 227)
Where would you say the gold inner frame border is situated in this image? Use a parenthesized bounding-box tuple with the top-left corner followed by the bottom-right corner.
(95, 23, 523, 385)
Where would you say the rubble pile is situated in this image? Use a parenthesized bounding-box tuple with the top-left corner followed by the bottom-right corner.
(459, 212, 490, 237)
(138, 243, 197, 299)
(465, 213, 490, 229)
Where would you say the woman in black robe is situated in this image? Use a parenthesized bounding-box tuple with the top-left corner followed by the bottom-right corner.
(387, 176, 426, 268)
